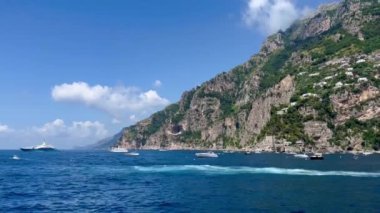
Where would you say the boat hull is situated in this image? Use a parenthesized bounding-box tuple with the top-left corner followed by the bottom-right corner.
(20, 148, 34, 152)
(294, 154, 309, 159)
(310, 156, 324, 160)
(20, 148, 55, 151)
(195, 153, 218, 158)
(125, 153, 139, 156)
(110, 149, 129, 153)
(36, 147, 55, 151)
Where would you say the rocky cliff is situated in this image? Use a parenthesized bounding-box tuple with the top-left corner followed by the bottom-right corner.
(100, 0, 380, 153)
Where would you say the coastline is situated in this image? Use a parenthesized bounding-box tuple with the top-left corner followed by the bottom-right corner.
(118, 144, 380, 155)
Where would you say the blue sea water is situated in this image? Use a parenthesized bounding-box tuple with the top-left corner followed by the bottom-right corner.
(1, 150, 380, 212)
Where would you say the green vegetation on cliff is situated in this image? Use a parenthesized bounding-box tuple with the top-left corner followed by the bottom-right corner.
(98, 0, 380, 152)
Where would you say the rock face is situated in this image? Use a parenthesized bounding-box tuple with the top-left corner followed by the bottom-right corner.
(96, 0, 380, 152)
(304, 121, 333, 147)
(243, 76, 295, 140)
(332, 86, 380, 124)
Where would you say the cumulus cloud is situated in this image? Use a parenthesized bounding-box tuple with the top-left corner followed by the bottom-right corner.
(0, 123, 12, 133)
(34, 119, 108, 139)
(0, 119, 108, 149)
(51, 82, 170, 120)
(153, 80, 162, 88)
(243, 0, 310, 34)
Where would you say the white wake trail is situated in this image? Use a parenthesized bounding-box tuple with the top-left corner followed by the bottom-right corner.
(132, 165, 380, 178)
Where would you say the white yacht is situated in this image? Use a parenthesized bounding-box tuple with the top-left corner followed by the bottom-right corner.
(195, 151, 218, 158)
(362, 151, 374, 156)
(20, 141, 55, 151)
(110, 146, 129, 153)
(294, 153, 309, 159)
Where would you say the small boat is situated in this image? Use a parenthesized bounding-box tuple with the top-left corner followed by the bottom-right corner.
(20, 141, 55, 151)
(125, 152, 139, 156)
(294, 153, 309, 159)
(244, 151, 252, 155)
(195, 152, 218, 158)
(362, 151, 374, 156)
(12, 155, 20, 160)
(110, 146, 129, 153)
(158, 149, 168, 152)
(309, 153, 324, 160)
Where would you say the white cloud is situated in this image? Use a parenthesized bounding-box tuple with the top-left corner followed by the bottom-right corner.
(129, 114, 136, 121)
(0, 119, 109, 149)
(153, 80, 162, 88)
(52, 82, 170, 119)
(243, 0, 310, 34)
(69, 121, 108, 138)
(112, 118, 121, 124)
(34, 119, 108, 139)
(0, 123, 12, 133)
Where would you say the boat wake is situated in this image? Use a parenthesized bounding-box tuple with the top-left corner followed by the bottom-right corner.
(132, 165, 380, 178)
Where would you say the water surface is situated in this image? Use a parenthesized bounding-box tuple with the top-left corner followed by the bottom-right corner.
(1, 150, 379, 212)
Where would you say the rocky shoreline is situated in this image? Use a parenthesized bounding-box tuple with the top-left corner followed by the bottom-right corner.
(118, 141, 379, 155)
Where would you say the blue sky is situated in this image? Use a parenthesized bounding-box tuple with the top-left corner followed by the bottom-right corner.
(0, 0, 337, 149)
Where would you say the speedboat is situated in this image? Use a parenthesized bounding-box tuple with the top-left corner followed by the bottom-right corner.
(310, 153, 324, 160)
(362, 151, 374, 156)
(195, 152, 218, 158)
(20, 141, 55, 151)
(110, 146, 129, 153)
(125, 152, 139, 156)
(294, 153, 309, 159)
(12, 155, 20, 160)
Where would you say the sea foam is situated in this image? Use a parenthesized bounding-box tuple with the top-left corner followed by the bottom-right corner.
(132, 165, 380, 178)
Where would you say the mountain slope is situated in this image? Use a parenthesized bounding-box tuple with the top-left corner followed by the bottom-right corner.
(99, 0, 380, 152)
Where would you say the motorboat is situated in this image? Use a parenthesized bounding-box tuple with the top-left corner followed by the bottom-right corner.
(309, 153, 324, 160)
(294, 153, 309, 159)
(195, 152, 218, 158)
(362, 151, 374, 156)
(125, 152, 139, 156)
(20, 141, 55, 151)
(110, 146, 129, 153)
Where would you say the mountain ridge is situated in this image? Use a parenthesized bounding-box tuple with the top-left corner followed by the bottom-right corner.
(95, 0, 380, 153)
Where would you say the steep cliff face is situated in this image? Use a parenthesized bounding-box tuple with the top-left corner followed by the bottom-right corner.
(103, 0, 380, 152)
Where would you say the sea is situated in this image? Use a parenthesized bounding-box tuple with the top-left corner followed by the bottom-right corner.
(1, 150, 380, 212)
